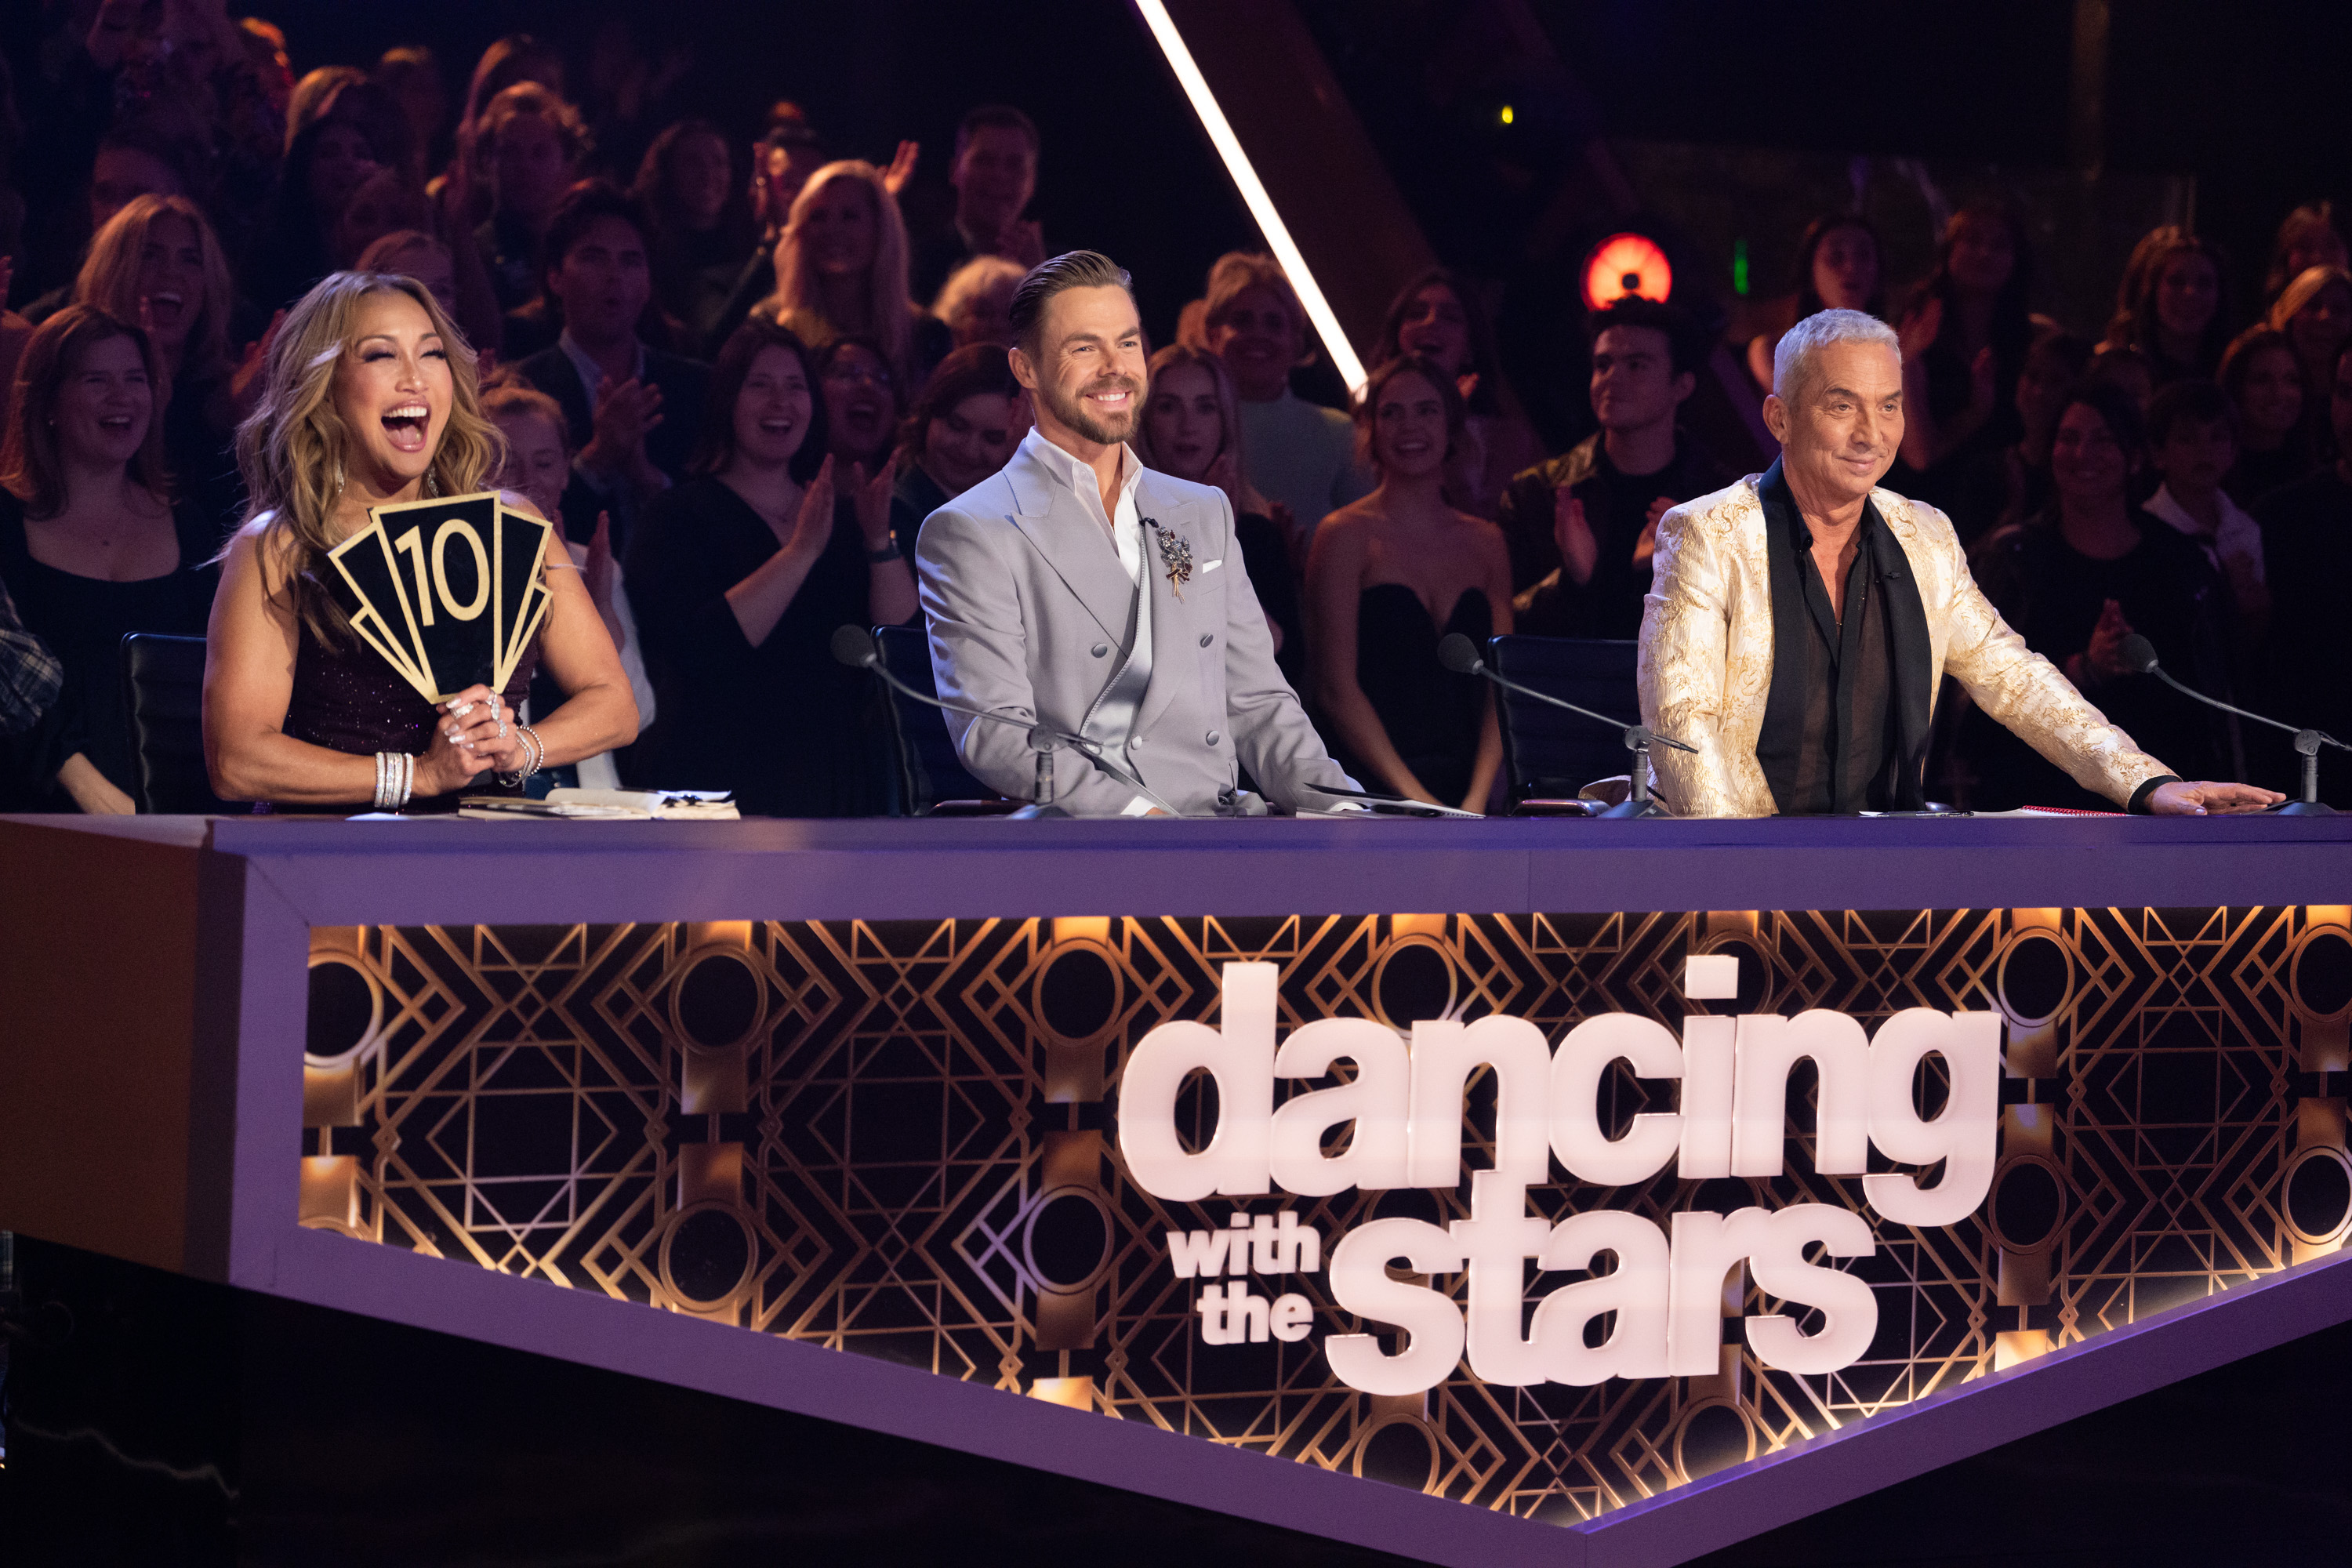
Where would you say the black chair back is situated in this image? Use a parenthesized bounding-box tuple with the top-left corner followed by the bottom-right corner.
(120, 632, 231, 814)
(871, 623, 1005, 815)
(1487, 635, 1641, 805)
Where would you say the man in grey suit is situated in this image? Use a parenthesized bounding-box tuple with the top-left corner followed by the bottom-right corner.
(915, 251, 1356, 816)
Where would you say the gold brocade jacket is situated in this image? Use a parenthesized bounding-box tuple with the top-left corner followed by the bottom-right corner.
(1637, 475, 2172, 818)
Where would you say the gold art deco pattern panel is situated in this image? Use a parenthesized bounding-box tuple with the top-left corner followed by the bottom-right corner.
(298, 909, 2352, 1523)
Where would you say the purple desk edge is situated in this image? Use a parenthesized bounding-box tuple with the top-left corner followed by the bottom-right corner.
(6, 811, 2352, 1568)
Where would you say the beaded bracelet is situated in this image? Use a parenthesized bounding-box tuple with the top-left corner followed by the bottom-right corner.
(496, 724, 546, 789)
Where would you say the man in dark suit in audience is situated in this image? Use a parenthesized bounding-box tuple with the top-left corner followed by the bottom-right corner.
(515, 180, 710, 556)
(1498, 298, 1730, 640)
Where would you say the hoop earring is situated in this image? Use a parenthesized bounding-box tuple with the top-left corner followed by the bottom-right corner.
(424, 466, 440, 498)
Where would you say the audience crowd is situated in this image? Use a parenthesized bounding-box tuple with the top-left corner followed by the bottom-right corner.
(1, 10, 2345, 815)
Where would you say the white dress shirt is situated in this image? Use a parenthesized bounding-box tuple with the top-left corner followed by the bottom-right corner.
(1021, 428, 1145, 581)
(1017, 429, 1160, 815)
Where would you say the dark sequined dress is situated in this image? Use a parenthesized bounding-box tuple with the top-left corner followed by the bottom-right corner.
(274, 613, 539, 812)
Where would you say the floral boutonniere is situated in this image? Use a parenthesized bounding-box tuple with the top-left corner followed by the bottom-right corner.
(1142, 516, 1192, 600)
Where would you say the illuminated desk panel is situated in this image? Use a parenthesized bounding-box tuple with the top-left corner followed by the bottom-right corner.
(5, 815, 2352, 1568)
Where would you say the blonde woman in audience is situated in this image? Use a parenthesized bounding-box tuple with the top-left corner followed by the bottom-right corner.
(1200, 251, 1370, 535)
(759, 160, 949, 389)
(72, 194, 242, 537)
(931, 255, 1025, 349)
(1134, 342, 1305, 681)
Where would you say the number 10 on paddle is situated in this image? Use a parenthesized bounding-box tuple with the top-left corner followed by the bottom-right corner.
(326, 492, 554, 703)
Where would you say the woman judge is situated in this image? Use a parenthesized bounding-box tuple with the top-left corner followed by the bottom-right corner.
(204, 272, 637, 810)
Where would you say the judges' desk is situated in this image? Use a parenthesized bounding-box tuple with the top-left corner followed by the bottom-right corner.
(6, 812, 2352, 1566)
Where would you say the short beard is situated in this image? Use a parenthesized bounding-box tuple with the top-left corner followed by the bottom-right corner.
(1044, 374, 1142, 446)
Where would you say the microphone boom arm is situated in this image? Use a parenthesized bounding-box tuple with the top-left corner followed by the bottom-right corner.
(837, 626, 1178, 815)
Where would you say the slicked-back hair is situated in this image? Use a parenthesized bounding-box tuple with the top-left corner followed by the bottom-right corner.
(1590, 296, 1708, 379)
(1009, 250, 1134, 359)
(1773, 307, 1901, 401)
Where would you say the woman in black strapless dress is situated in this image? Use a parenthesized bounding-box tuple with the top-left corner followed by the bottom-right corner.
(203, 271, 637, 811)
(1305, 354, 1514, 811)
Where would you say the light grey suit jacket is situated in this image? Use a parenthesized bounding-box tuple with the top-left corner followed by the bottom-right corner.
(915, 441, 1353, 815)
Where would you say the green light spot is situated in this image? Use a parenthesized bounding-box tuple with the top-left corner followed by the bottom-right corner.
(1733, 238, 1750, 297)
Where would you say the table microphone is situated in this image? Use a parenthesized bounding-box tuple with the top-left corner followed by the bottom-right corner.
(1436, 633, 1693, 818)
(831, 626, 1171, 816)
(2118, 633, 2343, 815)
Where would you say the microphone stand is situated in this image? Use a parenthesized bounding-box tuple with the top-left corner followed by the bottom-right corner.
(833, 626, 1175, 818)
(1437, 634, 1695, 818)
(2125, 635, 2345, 815)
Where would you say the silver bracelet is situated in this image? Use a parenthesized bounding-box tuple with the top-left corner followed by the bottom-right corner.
(496, 724, 547, 789)
(376, 750, 414, 811)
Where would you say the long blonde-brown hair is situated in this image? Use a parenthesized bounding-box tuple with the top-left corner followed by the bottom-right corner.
(1132, 343, 1245, 492)
(237, 270, 502, 641)
(75, 194, 235, 383)
(765, 160, 916, 376)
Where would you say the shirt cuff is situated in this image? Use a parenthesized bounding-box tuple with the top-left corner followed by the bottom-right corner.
(2127, 775, 2182, 814)
(1120, 796, 1156, 817)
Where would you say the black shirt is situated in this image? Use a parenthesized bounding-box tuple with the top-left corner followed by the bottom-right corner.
(1501, 431, 1732, 638)
(1967, 511, 2231, 809)
(1755, 474, 1904, 815)
(624, 475, 898, 818)
(0, 492, 219, 808)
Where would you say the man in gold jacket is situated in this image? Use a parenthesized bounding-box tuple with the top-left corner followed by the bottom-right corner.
(1638, 309, 2280, 818)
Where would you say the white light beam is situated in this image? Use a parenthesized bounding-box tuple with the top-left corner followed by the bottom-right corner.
(1135, 0, 1369, 394)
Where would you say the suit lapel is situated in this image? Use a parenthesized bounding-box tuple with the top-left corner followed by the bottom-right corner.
(1755, 460, 1811, 760)
(536, 351, 593, 449)
(1872, 496, 1936, 809)
(1134, 483, 1203, 737)
(1004, 444, 1137, 643)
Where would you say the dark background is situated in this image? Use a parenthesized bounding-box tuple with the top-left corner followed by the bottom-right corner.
(219, 0, 2352, 347)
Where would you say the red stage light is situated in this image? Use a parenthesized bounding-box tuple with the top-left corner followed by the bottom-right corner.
(1582, 233, 1673, 310)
